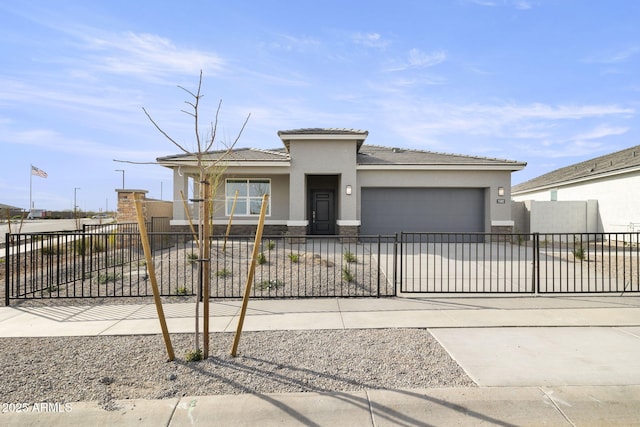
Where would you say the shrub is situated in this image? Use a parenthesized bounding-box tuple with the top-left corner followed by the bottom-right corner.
(216, 269, 232, 277)
(342, 267, 354, 283)
(187, 252, 198, 265)
(265, 240, 276, 251)
(175, 286, 190, 295)
(74, 237, 105, 255)
(257, 253, 267, 265)
(344, 251, 357, 263)
(185, 349, 203, 362)
(258, 279, 283, 290)
(572, 238, 586, 260)
(288, 253, 299, 263)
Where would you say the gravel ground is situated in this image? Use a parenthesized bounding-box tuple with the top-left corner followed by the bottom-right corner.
(0, 329, 475, 410)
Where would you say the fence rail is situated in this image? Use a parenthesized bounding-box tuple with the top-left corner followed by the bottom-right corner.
(3, 231, 639, 305)
(3, 233, 396, 304)
(399, 232, 640, 294)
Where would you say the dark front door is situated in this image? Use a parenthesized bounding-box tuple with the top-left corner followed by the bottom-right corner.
(311, 190, 335, 235)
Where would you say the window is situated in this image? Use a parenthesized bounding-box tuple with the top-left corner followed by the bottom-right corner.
(550, 189, 558, 201)
(225, 179, 271, 216)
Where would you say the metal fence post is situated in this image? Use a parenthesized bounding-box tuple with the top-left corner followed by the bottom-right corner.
(376, 235, 381, 297)
(5, 232, 9, 306)
(533, 233, 540, 295)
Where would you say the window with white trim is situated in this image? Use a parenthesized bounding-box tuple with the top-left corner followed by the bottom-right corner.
(225, 179, 271, 216)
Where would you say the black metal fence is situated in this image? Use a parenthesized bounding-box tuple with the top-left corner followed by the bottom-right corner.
(3, 233, 397, 304)
(399, 232, 640, 294)
(3, 231, 639, 305)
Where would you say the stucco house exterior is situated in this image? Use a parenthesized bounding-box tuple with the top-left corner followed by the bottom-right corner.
(512, 144, 640, 234)
(157, 128, 526, 236)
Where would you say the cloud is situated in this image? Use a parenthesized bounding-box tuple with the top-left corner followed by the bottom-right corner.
(80, 32, 225, 80)
(470, 0, 536, 9)
(351, 32, 390, 49)
(572, 125, 629, 141)
(386, 49, 447, 72)
(369, 94, 635, 160)
(584, 46, 640, 64)
(262, 34, 321, 52)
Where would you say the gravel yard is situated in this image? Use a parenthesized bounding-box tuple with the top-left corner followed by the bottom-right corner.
(0, 329, 475, 410)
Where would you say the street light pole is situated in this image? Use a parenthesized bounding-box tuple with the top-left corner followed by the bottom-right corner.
(74, 187, 80, 211)
(74, 187, 81, 227)
(115, 169, 125, 189)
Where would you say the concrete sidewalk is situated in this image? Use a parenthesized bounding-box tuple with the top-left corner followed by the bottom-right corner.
(2, 296, 640, 426)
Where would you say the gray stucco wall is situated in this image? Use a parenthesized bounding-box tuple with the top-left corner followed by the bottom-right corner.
(357, 169, 514, 231)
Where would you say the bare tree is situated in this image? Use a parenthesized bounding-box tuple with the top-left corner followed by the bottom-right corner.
(143, 70, 250, 358)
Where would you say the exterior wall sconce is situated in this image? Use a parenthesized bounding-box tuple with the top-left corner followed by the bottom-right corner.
(345, 185, 352, 195)
(498, 187, 505, 196)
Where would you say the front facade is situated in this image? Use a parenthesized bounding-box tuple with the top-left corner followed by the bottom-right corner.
(157, 128, 526, 236)
(512, 145, 640, 233)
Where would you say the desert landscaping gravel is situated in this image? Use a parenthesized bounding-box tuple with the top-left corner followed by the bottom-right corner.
(0, 329, 475, 410)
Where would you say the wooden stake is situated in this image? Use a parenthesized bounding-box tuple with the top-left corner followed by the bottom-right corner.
(231, 194, 268, 357)
(134, 194, 175, 361)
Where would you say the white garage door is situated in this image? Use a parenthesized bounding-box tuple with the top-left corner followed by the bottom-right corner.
(360, 188, 485, 235)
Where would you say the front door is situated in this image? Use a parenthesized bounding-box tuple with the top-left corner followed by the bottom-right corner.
(311, 190, 335, 235)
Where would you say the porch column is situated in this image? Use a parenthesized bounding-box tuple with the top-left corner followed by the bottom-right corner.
(287, 167, 308, 237)
(172, 169, 189, 221)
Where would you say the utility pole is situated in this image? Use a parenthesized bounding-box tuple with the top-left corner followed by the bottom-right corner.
(115, 169, 125, 189)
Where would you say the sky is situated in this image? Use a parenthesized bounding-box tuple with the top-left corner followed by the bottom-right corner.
(1, 0, 638, 212)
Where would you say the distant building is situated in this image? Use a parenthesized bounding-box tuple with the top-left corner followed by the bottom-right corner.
(512, 145, 640, 233)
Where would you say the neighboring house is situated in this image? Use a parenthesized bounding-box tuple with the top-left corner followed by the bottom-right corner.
(0, 203, 25, 219)
(157, 128, 526, 236)
(512, 144, 640, 234)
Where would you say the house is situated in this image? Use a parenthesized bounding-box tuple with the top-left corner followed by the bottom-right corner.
(157, 128, 526, 236)
(512, 144, 640, 234)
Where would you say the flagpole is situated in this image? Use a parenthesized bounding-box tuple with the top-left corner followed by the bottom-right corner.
(29, 164, 33, 210)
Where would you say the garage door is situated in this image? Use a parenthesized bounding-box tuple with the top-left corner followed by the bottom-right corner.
(360, 188, 485, 235)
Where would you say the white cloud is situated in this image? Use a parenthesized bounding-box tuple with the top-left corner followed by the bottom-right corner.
(81, 31, 225, 80)
(572, 125, 629, 141)
(264, 34, 321, 52)
(351, 32, 390, 49)
(584, 46, 640, 64)
(386, 49, 447, 72)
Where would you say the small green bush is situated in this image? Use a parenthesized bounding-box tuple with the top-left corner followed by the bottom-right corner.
(187, 252, 198, 265)
(216, 269, 232, 277)
(257, 253, 267, 265)
(344, 251, 357, 263)
(259, 279, 283, 290)
(288, 253, 299, 263)
(185, 349, 203, 362)
(342, 267, 354, 283)
(265, 240, 276, 250)
(175, 286, 189, 295)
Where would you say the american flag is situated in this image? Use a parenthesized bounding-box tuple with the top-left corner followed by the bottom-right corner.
(31, 165, 48, 178)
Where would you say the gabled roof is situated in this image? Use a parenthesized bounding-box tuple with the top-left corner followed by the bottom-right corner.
(513, 144, 640, 194)
(358, 145, 525, 168)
